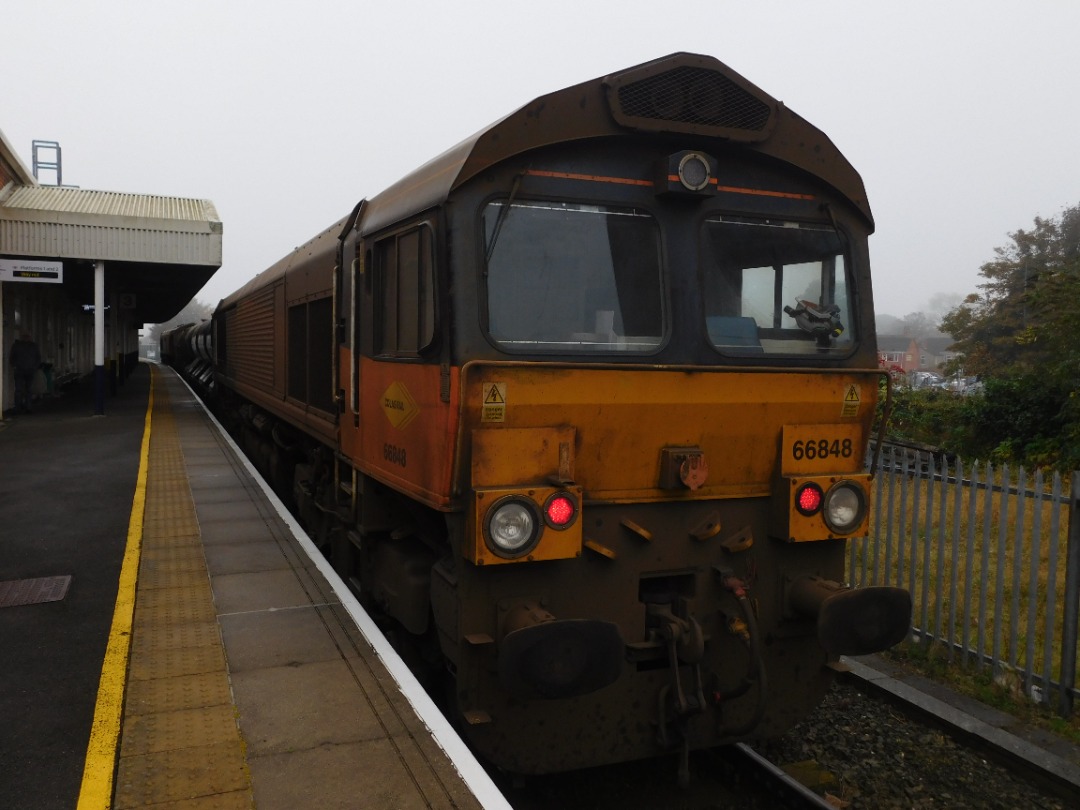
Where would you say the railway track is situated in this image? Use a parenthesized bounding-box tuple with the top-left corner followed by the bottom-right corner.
(727, 743, 841, 809)
(489, 742, 835, 810)
(491, 674, 1078, 810)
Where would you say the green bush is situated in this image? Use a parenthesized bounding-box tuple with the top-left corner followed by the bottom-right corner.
(878, 386, 967, 450)
(882, 374, 1078, 472)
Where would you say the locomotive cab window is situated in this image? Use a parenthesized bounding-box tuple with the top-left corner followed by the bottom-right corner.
(702, 217, 855, 356)
(375, 223, 436, 357)
(484, 200, 664, 352)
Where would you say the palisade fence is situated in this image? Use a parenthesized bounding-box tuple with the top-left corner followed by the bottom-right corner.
(850, 444, 1080, 717)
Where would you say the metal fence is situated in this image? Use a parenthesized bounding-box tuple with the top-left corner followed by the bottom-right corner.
(849, 444, 1080, 716)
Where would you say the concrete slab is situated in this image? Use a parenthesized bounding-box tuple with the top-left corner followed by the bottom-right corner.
(203, 539, 300, 576)
(219, 606, 346, 671)
(248, 738, 437, 810)
(196, 499, 267, 525)
(230, 658, 391, 754)
(199, 516, 279, 545)
(210, 569, 316, 614)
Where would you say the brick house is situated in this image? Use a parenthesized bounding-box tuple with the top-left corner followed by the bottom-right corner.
(919, 336, 961, 371)
(877, 334, 960, 374)
(877, 335, 921, 373)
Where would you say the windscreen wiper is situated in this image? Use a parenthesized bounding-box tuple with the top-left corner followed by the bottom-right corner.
(484, 171, 526, 267)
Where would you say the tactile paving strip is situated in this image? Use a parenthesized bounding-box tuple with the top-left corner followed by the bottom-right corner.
(113, 374, 253, 809)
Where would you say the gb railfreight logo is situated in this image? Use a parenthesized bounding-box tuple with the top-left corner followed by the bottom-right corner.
(381, 382, 418, 429)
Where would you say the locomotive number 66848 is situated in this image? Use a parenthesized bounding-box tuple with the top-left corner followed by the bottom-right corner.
(165, 51, 911, 782)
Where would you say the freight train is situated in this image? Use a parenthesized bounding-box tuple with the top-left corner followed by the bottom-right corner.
(163, 52, 911, 782)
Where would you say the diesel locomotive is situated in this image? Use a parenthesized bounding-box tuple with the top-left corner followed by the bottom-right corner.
(165, 52, 911, 779)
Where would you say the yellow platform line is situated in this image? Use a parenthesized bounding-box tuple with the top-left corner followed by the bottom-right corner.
(77, 367, 154, 809)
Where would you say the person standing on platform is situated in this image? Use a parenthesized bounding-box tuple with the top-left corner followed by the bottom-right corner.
(10, 332, 42, 413)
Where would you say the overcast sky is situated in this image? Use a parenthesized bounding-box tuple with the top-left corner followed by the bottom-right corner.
(4, 1, 1078, 321)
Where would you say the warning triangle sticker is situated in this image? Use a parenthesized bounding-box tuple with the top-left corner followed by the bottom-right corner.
(481, 382, 507, 422)
(844, 385, 860, 402)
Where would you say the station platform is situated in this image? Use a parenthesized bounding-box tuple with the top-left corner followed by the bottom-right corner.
(0, 363, 509, 810)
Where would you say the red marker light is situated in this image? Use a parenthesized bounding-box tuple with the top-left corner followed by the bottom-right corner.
(545, 494, 576, 527)
(796, 483, 824, 515)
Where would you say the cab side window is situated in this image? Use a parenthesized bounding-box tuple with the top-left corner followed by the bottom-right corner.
(375, 224, 436, 357)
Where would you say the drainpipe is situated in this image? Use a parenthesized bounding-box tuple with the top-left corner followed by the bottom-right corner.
(94, 260, 105, 415)
(1, 281, 5, 417)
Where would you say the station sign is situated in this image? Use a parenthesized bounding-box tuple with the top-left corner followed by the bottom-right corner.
(0, 259, 63, 283)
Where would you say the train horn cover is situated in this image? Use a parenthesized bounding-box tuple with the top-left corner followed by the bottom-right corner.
(604, 53, 779, 141)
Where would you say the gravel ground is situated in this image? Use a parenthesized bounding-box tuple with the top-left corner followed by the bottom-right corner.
(753, 682, 1071, 809)
(499, 679, 1074, 809)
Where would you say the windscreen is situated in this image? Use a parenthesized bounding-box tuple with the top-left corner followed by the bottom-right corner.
(484, 200, 664, 352)
(702, 217, 855, 356)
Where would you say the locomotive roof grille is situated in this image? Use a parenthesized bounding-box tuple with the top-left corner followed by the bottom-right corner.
(608, 63, 777, 141)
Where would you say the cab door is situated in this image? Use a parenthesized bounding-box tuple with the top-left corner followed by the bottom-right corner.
(337, 201, 365, 461)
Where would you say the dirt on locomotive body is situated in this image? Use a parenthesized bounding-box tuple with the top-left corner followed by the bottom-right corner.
(164, 52, 911, 779)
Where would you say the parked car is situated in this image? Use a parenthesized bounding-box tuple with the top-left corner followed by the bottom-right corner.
(909, 371, 943, 390)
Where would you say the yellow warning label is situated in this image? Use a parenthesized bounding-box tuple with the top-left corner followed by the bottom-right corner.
(841, 384, 860, 418)
(381, 382, 419, 429)
(482, 382, 506, 422)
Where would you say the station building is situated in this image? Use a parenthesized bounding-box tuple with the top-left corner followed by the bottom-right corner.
(0, 130, 221, 415)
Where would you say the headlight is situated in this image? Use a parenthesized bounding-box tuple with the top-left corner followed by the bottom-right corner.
(485, 497, 541, 557)
(823, 481, 868, 534)
(677, 152, 712, 191)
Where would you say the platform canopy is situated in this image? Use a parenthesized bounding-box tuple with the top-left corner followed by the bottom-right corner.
(0, 134, 221, 323)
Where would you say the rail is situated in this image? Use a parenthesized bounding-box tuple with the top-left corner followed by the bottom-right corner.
(852, 443, 1080, 716)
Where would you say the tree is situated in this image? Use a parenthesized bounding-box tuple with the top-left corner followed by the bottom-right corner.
(941, 204, 1080, 380)
(925, 292, 963, 321)
(935, 204, 1080, 469)
(901, 311, 934, 339)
